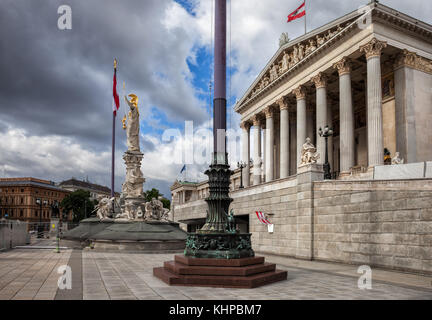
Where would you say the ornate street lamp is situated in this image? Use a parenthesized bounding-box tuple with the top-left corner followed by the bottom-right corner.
(237, 161, 246, 189)
(183, 0, 254, 259)
(318, 125, 334, 180)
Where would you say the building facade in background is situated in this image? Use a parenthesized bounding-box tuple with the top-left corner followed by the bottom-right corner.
(58, 178, 115, 200)
(0, 178, 72, 226)
(171, 2, 432, 275)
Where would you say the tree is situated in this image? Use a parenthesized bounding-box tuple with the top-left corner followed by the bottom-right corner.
(144, 188, 170, 210)
(60, 190, 96, 222)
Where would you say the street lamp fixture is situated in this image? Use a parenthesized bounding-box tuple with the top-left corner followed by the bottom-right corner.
(318, 125, 334, 180)
(237, 161, 246, 189)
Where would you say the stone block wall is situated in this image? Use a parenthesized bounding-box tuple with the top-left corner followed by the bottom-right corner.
(172, 171, 432, 274)
(313, 180, 432, 274)
(230, 177, 298, 258)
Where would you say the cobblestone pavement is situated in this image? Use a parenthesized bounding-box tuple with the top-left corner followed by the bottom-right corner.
(0, 249, 431, 300)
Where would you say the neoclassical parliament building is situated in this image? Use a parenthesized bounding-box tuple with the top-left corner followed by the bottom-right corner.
(172, 2, 432, 274)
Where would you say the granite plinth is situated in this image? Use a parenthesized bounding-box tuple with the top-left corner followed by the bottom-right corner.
(153, 255, 287, 288)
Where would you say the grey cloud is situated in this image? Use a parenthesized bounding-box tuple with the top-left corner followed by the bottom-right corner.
(0, 0, 207, 151)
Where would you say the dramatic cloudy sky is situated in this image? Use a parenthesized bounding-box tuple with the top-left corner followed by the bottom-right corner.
(0, 0, 430, 198)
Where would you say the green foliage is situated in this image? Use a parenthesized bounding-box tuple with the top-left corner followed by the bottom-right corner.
(143, 188, 170, 209)
(160, 198, 170, 210)
(59, 189, 95, 222)
(143, 188, 162, 202)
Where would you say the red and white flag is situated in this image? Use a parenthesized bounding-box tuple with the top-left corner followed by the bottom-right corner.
(112, 59, 120, 116)
(287, 1, 306, 23)
(255, 211, 271, 225)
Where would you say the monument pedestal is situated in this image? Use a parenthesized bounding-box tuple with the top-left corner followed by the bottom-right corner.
(61, 218, 187, 252)
(153, 159, 287, 288)
(153, 255, 287, 288)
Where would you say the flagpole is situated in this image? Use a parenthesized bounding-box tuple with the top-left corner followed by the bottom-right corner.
(304, 0, 307, 34)
(111, 109, 115, 198)
(111, 59, 117, 198)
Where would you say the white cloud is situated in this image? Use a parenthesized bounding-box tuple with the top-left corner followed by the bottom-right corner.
(0, 125, 121, 186)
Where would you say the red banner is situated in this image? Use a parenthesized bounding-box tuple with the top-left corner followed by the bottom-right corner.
(287, 1, 306, 23)
(112, 62, 120, 116)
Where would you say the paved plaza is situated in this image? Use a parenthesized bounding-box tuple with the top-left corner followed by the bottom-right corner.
(0, 241, 431, 300)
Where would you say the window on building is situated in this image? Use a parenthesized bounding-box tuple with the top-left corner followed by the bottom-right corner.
(21, 189, 24, 193)
(35, 211, 38, 217)
(21, 197, 24, 204)
(20, 210, 23, 217)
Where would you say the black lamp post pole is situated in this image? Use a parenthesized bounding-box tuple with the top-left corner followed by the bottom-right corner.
(184, 0, 254, 259)
(198, 0, 232, 234)
(37, 199, 43, 238)
(324, 135, 331, 180)
(319, 125, 334, 180)
(238, 162, 245, 189)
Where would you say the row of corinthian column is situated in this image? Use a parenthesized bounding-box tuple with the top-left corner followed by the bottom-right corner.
(240, 37, 387, 185)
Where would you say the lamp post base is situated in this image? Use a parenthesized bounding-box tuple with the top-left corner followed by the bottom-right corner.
(37, 225, 44, 239)
(184, 232, 254, 259)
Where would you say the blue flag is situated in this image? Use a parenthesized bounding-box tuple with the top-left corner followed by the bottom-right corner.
(180, 165, 186, 173)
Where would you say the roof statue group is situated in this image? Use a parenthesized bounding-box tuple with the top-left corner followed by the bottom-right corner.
(251, 25, 345, 98)
(94, 94, 170, 222)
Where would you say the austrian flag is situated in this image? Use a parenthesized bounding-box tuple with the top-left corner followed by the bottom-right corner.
(112, 59, 120, 116)
(287, 1, 306, 23)
(255, 211, 271, 225)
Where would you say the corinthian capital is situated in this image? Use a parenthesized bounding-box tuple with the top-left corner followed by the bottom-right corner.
(395, 49, 418, 69)
(264, 106, 274, 119)
(359, 38, 387, 60)
(293, 85, 307, 100)
(251, 114, 261, 126)
(394, 49, 432, 74)
(276, 97, 289, 110)
(333, 57, 351, 76)
(240, 121, 251, 131)
(311, 72, 327, 89)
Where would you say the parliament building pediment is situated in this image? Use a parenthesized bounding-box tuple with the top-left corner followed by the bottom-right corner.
(235, 2, 432, 114)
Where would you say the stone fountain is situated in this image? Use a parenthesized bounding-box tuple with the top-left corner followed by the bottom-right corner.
(61, 94, 187, 252)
